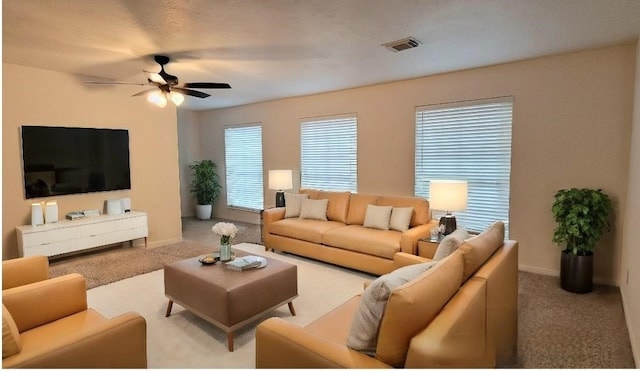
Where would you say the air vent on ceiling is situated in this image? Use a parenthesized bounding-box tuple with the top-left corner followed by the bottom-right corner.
(382, 37, 422, 52)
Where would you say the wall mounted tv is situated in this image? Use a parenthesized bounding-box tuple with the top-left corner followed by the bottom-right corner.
(21, 126, 131, 199)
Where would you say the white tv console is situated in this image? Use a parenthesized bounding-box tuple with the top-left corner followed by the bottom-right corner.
(16, 211, 148, 258)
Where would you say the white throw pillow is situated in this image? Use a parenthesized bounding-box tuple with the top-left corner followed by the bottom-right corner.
(389, 207, 414, 232)
(346, 261, 438, 355)
(363, 204, 393, 230)
(433, 227, 470, 260)
(284, 193, 309, 218)
(298, 198, 329, 221)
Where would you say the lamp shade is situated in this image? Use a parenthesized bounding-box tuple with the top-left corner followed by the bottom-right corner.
(429, 180, 468, 212)
(268, 170, 293, 190)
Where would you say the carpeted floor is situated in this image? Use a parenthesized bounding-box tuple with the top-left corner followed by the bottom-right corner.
(49, 217, 635, 368)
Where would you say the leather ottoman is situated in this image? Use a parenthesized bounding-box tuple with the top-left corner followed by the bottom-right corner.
(164, 249, 297, 351)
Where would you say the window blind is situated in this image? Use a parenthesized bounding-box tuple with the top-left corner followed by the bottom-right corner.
(224, 124, 264, 211)
(415, 97, 513, 235)
(300, 114, 357, 192)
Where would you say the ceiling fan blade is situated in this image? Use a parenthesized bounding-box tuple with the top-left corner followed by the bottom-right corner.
(144, 70, 167, 85)
(172, 87, 210, 98)
(183, 82, 231, 89)
(131, 88, 157, 97)
(85, 81, 147, 86)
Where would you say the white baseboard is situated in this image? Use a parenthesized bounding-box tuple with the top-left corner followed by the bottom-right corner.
(147, 237, 183, 249)
(518, 264, 617, 286)
(621, 290, 640, 366)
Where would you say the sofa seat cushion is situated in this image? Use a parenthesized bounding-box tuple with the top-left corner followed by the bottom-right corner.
(305, 295, 362, 345)
(269, 218, 346, 244)
(322, 225, 402, 259)
(17, 309, 105, 357)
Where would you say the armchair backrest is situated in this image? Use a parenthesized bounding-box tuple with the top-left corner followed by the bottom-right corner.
(2, 256, 49, 290)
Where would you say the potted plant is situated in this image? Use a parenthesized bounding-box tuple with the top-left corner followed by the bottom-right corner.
(189, 160, 222, 220)
(551, 188, 612, 293)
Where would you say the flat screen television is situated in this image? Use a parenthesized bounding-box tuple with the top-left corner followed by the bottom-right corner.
(21, 126, 131, 199)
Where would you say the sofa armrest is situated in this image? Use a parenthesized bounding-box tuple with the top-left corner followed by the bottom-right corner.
(405, 278, 494, 368)
(393, 252, 431, 270)
(2, 255, 49, 290)
(3, 311, 147, 369)
(263, 207, 286, 223)
(2, 273, 87, 332)
(399, 220, 439, 255)
(256, 317, 391, 368)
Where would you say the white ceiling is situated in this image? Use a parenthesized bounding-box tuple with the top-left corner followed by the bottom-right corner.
(3, 0, 640, 111)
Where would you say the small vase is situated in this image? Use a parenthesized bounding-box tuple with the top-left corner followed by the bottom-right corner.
(220, 239, 232, 262)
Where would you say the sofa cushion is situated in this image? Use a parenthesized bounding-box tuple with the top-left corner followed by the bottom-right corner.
(458, 221, 505, 282)
(269, 218, 346, 244)
(363, 204, 393, 230)
(433, 227, 470, 260)
(284, 193, 309, 218)
(322, 225, 401, 259)
(317, 191, 351, 223)
(376, 251, 464, 367)
(2, 304, 21, 358)
(389, 207, 414, 232)
(346, 261, 438, 355)
(299, 198, 329, 221)
(376, 195, 430, 227)
(346, 194, 379, 225)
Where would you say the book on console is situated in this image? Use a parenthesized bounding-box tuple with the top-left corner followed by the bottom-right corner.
(224, 255, 264, 271)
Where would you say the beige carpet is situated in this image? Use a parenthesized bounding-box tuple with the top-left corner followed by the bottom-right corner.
(86, 243, 375, 368)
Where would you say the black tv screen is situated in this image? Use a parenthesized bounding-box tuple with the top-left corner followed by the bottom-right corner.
(21, 126, 131, 199)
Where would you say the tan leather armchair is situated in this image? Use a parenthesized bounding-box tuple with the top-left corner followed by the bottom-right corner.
(2, 256, 147, 368)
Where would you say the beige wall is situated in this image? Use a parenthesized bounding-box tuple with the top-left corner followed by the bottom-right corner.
(187, 44, 636, 285)
(177, 110, 201, 217)
(2, 63, 183, 258)
(620, 39, 640, 365)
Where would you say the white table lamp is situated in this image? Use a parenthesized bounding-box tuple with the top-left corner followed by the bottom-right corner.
(268, 170, 293, 207)
(429, 180, 468, 235)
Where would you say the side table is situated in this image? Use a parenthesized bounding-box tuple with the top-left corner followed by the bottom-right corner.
(417, 236, 442, 259)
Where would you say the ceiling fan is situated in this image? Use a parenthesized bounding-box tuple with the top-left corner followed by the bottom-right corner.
(85, 55, 231, 107)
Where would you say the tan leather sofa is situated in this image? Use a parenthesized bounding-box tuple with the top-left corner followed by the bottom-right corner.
(256, 222, 518, 368)
(263, 189, 439, 275)
(2, 256, 147, 368)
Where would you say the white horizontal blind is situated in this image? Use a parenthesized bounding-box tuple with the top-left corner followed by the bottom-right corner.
(224, 124, 264, 211)
(301, 114, 357, 192)
(415, 97, 513, 235)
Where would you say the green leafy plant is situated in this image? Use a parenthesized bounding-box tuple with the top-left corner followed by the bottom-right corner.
(189, 160, 222, 205)
(551, 188, 612, 256)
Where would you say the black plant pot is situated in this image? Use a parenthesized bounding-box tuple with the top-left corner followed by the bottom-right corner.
(560, 251, 593, 294)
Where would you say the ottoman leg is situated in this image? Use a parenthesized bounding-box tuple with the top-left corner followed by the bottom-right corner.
(165, 300, 174, 317)
(227, 332, 234, 352)
(288, 301, 296, 316)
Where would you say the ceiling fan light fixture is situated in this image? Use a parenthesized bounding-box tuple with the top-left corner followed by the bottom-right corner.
(169, 91, 185, 106)
(147, 91, 167, 108)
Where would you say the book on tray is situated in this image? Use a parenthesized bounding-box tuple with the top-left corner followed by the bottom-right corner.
(224, 255, 267, 271)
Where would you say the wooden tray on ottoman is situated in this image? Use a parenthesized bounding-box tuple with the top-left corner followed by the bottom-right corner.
(164, 248, 298, 351)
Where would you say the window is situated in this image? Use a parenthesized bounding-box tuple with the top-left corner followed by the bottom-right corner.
(224, 124, 263, 211)
(300, 114, 357, 192)
(415, 97, 513, 235)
